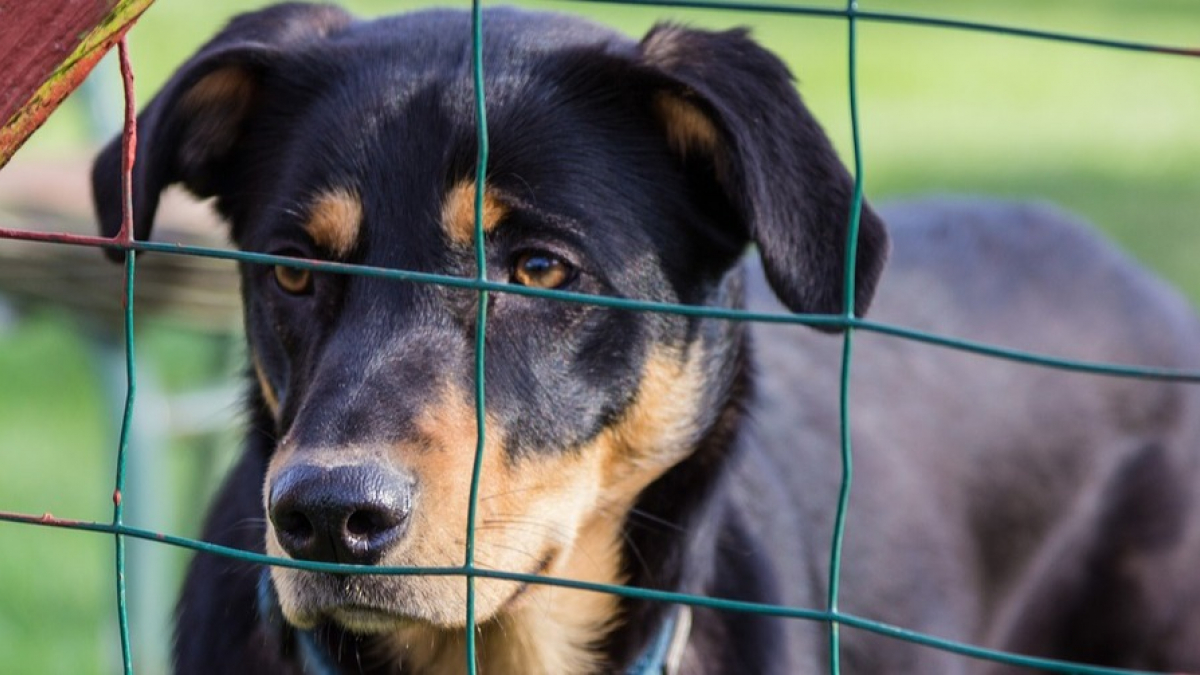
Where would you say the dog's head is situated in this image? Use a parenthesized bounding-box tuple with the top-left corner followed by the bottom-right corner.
(93, 2, 886, 643)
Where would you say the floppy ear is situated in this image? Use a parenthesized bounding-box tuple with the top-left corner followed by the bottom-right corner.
(91, 3, 352, 260)
(638, 25, 889, 319)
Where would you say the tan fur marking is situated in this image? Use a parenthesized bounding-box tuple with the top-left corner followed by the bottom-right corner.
(654, 92, 722, 161)
(591, 347, 708, 505)
(375, 387, 617, 674)
(266, 347, 707, 674)
(441, 180, 507, 246)
(178, 67, 256, 155)
(304, 188, 362, 258)
(252, 355, 279, 417)
(181, 67, 255, 110)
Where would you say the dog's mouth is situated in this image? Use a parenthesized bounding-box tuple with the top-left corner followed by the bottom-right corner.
(327, 603, 411, 633)
(274, 550, 558, 634)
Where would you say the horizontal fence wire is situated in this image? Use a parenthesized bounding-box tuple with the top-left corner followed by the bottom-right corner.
(0, 512, 1168, 675)
(0, 235, 1196, 383)
(0, 2, 1198, 675)
(571, 0, 1200, 58)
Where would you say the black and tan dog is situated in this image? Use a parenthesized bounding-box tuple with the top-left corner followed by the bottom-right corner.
(92, 3, 1200, 674)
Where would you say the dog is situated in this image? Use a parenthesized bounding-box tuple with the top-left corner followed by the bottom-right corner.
(92, 4, 1200, 673)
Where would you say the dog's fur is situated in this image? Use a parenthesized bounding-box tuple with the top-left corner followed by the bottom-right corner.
(92, 4, 1200, 673)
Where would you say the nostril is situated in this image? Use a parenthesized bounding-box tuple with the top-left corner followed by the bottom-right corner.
(346, 509, 387, 538)
(275, 509, 315, 541)
(335, 503, 410, 564)
(270, 500, 326, 561)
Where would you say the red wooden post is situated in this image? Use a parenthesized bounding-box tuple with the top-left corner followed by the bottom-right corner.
(0, 0, 155, 168)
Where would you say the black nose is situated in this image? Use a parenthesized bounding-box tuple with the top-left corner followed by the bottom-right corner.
(268, 462, 415, 565)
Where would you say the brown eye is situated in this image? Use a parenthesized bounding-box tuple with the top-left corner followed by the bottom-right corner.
(511, 251, 574, 289)
(273, 264, 313, 295)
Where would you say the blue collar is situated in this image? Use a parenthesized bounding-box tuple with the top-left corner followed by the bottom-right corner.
(625, 605, 692, 675)
(257, 571, 342, 675)
(258, 571, 690, 675)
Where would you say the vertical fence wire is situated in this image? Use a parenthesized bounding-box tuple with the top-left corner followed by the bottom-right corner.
(463, 0, 491, 671)
(826, 1, 865, 671)
(112, 35, 139, 675)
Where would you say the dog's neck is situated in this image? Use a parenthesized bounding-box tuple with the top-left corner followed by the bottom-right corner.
(602, 373, 750, 671)
(601, 272, 757, 671)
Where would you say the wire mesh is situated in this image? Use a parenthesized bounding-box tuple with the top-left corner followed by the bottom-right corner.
(1, 2, 1199, 675)
(106, 36, 137, 675)
(464, 0, 492, 661)
(827, 3, 865, 670)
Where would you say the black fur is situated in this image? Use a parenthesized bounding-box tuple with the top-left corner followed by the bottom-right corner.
(93, 4, 1200, 674)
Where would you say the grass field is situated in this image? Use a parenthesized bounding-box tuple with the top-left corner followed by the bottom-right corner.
(1, 1, 1197, 673)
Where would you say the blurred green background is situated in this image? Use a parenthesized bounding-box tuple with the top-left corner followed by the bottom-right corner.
(0, 1, 1196, 672)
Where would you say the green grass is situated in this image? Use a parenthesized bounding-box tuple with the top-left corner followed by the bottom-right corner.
(0, 309, 240, 674)
(0, 313, 113, 673)
(2, 1, 1198, 672)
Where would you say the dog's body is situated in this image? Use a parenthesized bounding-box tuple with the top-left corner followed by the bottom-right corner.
(742, 200, 1200, 673)
(92, 4, 1200, 673)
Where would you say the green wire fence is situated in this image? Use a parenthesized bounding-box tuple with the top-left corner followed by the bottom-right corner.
(1, 2, 1199, 675)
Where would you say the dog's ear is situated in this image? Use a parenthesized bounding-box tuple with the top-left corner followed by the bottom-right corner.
(638, 25, 889, 319)
(91, 3, 353, 260)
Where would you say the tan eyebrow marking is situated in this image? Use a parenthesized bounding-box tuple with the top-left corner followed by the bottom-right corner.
(441, 179, 508, 246)
(304, 187, 362, 259)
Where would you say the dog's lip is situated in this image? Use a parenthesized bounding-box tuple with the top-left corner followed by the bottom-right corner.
(328, 604, 414, 633)
(287, 549, 560, 631)
(294, 594, 426, 634)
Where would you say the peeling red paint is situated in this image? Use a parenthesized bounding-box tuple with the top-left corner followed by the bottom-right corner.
(117, 37, 138, 244)
(0, 0, 155, 168)
(0, 226, 118, 248)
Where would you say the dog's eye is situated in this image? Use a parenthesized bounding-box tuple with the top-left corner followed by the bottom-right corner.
(273, 264, 314, 295)
(511, 251, 574, 289)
